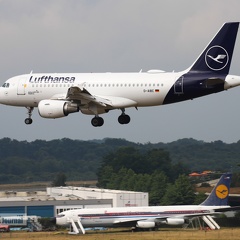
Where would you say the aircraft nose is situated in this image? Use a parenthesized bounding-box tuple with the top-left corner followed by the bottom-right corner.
(0, 87, 8, 104)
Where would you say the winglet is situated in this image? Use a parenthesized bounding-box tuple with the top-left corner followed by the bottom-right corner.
(200, 173, 232, 206)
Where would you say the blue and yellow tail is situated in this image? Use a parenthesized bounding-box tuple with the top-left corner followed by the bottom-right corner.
(200, 173, 231, 206)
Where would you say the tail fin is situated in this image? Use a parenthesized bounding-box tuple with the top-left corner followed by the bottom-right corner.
(189, 22, 239, 74)
(200, 173, 232, 206)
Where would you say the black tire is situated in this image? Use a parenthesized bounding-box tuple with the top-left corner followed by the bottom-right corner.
(25, 118, 33, 125)
(91, 117, 104, 127)
(118, 114, 130, 124)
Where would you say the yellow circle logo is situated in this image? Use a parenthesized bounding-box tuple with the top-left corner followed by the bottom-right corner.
(216, 184, 228, 199)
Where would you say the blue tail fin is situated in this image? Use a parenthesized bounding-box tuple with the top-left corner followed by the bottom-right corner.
(200, 173, 232, 206)
(189, 22, 239, 74)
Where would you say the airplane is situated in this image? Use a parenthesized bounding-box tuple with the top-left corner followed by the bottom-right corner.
(0, 22, 240, 127)
(54, 173, 236, 234)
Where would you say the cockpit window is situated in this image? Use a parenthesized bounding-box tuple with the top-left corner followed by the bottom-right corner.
(2, 83, 10, 88)
(57, 214, 65, 218)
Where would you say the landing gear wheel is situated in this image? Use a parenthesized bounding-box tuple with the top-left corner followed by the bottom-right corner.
(25, 118, 33, 125)
(25, 107, 34, 125)
(118, 114, 130, 124)
(91, 117, 104, 127)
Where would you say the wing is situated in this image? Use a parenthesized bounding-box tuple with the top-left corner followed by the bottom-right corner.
(66, 86, 112, 107)
(112, 207, 238, 227)
(51, 86, 137, 114)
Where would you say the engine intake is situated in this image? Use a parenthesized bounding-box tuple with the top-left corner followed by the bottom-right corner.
(38, 100, 79, 118)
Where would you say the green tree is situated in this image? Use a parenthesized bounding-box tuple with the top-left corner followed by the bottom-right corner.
(161, 175, 195, 205)
(97, 165, 114, 188)
(149, 171, 168, 205)
(52, 172, 67, 187)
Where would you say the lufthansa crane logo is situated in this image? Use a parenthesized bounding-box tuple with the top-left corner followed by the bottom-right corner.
(205, 45, 229, 71)
(215, 184, 228, 199)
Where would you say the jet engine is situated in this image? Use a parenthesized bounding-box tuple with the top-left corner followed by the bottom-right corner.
(165, 218, 185, 225)
(136, 221, 155, 228)
(38, 100, 79, 118)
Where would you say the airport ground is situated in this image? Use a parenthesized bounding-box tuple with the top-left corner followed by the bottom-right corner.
(1, 228, 240, 240)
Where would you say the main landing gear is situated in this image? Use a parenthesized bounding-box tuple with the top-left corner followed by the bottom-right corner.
(25, 107, 34, 125)
(118, 114, 130, 124)
(91, 109, 131, 127)
(118, 108, 130, 125)
(91, 116, 104, 127)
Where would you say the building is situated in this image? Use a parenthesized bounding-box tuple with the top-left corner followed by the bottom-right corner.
(0, 186, 148, 226)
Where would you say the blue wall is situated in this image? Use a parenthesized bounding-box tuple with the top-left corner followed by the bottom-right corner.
(27, 205, 54, 217)
(0, 206, 25, 214)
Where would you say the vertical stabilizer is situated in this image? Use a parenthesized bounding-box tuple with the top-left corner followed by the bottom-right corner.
(189, 22, 239, 74)
(200, 173, 232, 206)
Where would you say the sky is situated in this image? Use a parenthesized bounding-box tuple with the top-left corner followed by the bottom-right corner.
(0, 0, 240, 144)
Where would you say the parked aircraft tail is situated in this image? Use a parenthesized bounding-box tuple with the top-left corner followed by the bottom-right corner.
(200, 173, 232, 206)
(189, 22, 239, 74)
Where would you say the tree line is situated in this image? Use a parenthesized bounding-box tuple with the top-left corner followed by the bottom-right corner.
(0, 137, 239, 184)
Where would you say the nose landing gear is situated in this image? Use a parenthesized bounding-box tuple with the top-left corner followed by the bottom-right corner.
(25, 107, 34, 125)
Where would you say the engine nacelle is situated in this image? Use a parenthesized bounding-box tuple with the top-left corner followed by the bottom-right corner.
(38, 100, 79, 118)
(136, 221, 155, 228)
(166, 218, 185, 225)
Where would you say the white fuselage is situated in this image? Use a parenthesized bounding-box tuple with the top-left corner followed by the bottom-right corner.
(0, 71, 183, 108)
(56, 204, 228, 228)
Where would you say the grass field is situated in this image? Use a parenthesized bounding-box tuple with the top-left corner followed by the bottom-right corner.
(1, 228, 240, 240)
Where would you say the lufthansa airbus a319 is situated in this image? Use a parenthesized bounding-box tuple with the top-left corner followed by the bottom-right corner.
(0, 22, 240, 127)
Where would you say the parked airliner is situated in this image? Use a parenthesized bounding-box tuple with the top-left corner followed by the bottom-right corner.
(0, 23, 240, 126)
(54, 173, 235, 234)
